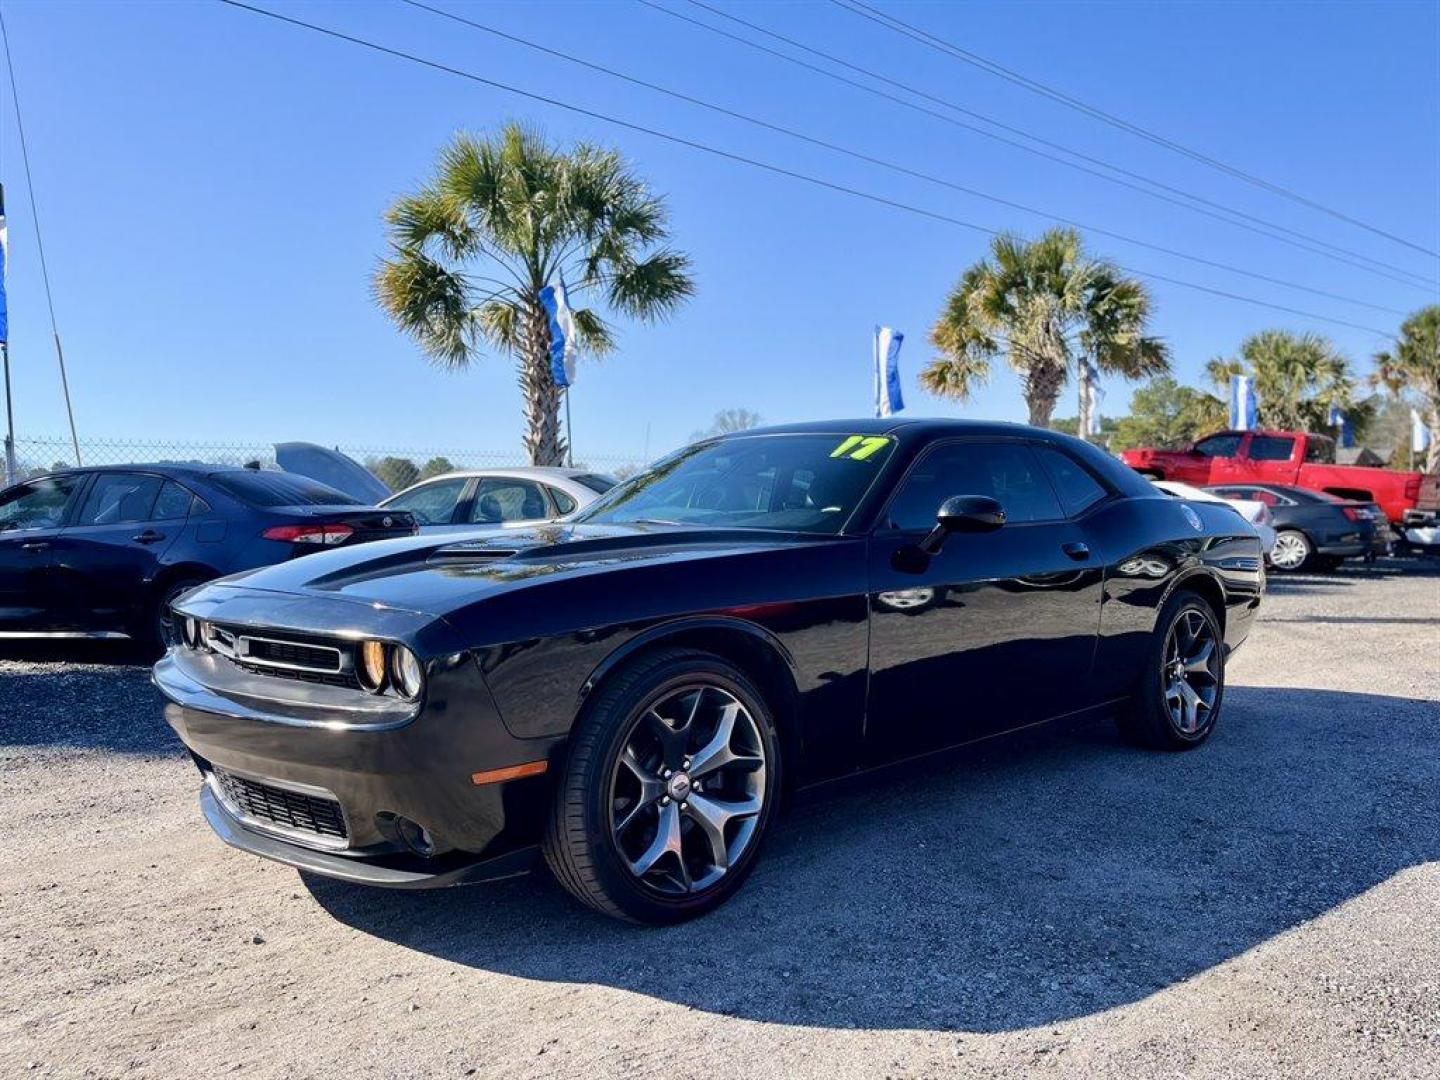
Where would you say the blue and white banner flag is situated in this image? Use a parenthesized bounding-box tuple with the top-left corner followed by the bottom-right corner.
(1079, 358, 1105, 436)
(873, 326, 904, 418)
(1327, 403, 1354, 448)
(1229, 375, 1256, 431)
(1413, 409, 1432, 454)
(0, 183, 9, 345)
(538, 277, 577, 389)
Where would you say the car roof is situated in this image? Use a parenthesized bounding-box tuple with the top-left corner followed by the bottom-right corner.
(726, 417, 1037, 440)
(26, 462, 256, 480)
(400, 466, 604, 481)
(1209, 481, 1325, 502)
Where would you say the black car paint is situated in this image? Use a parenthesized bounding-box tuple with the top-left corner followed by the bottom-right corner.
(1206, 483, 1388, 559)
(156, 420, 1263, 887)
(0, 464, 414, 638)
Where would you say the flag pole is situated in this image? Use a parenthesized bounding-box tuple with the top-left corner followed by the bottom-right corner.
(2, 342, 16, 485)
(564, 388, 574, 468)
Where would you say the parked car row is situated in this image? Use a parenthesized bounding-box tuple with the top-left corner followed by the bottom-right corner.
(1119, 427, 1438, 530)
(0, 464, 417, 645)
(0, 454, 618, 648)
(1148, 476, 1390, 572)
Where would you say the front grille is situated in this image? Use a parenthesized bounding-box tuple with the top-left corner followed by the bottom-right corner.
(205, 624, 357, 687)
(243, 638, 341, 671)
(214, 768, 348, 842)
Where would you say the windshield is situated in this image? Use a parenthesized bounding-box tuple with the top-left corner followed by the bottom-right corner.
(575, 433, 895, 533)
(210, 470, 362, 508)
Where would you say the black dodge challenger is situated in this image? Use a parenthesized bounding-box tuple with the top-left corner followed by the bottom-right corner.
(156, 420, 1264, 923)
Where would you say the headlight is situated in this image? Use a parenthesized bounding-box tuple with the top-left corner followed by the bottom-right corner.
(181, 616, 200, 649)
(357, 639, 388, 694)
(390, 645, 425, 701)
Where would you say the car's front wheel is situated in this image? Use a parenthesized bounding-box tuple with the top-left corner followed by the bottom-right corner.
(147, 576, 210, 650)
(1117, 590, 1225, 750)
(543, 649, 781, 923)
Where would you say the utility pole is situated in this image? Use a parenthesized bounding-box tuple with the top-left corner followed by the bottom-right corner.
(2, 13, 81, 466)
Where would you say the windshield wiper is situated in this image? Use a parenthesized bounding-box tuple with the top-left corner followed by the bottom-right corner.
(632, 518, 686, 527)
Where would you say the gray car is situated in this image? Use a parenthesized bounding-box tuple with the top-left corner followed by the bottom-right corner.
(379, 468, 617, 533)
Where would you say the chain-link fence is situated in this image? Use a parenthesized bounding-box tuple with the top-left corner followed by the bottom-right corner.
(6, 435, 650, 491)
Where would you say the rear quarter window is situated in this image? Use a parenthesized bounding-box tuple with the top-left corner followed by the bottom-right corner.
(1033, 445, 1108, 516)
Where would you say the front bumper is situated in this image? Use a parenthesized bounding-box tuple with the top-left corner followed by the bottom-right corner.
(155, 585, 564, 888)
(199, 782, 536, 887)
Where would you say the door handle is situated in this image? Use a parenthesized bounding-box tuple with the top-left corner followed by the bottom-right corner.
(132, 530, 165, 544)
(20, 540, 51, 552)
(1062, 541, 1090, 561)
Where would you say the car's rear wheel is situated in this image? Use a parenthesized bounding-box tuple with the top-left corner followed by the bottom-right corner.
(1117, 590, 1225, 750)
(1270, 528, 1313, 571)
(543, 648, 781, 923)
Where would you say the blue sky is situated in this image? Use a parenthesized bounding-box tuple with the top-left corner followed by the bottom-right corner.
(1, 0, 1436, 462)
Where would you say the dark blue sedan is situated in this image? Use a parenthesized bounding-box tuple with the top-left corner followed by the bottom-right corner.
(0, 465, 415, 646)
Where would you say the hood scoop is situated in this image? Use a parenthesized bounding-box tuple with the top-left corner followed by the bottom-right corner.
(428, 542, 521, 564)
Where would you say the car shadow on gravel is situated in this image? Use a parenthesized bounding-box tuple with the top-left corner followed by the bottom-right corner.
(306, 685, 1439, 1034)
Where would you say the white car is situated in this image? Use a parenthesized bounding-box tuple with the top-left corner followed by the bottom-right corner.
(380, 467, 618, 533)
(1151, 479, 1278, 559)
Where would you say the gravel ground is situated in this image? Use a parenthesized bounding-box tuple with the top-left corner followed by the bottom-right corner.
(1, 559, 1437, 1079)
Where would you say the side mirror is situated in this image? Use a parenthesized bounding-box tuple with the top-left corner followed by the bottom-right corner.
(920, 495, 1005, 553)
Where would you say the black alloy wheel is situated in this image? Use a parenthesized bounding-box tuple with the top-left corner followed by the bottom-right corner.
(543, 649, 781, 923)
(1118, 590, 1226, 750)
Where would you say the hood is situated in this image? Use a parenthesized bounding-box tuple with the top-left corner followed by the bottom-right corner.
(274, 441, 392, 504)
(208, 522, 825, 618)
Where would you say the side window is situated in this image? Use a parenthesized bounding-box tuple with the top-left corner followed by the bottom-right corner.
(1193, 434, 1243, 458)
(384, 477, 468, 525)
(1033, 445, 1108, 517)
(0, 476, 79, 532)
(548, 487, 578, 515)
(151, 481, 195, 521)
(76, 473, 162, 526)
(886, 442, 1062, 530)
(1248, 435, 1296, 462)
(469, 479, 550, 524)
(1303, 437, 1335, 464)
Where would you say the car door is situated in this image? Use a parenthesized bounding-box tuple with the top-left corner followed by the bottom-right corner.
(863, 439, 1105, 766)
(381, 476, 474, 534)
(50, 471, 180, 632)
(1190, 432, 1247, 484)
(1241, 434, 1300, 485)
(0, 474, 83, 632)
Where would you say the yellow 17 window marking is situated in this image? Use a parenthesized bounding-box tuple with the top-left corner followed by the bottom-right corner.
(830, 435, 890, 461)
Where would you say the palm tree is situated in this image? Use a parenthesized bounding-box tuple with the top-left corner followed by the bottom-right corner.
(1373, 305, 1440, 472)
(1205, 329, 1356, 432)
(922, 228, 1169, 427)
(375, 124, 695, 465)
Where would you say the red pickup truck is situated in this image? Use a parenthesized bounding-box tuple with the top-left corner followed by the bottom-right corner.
(1120, 430, 1439, 528)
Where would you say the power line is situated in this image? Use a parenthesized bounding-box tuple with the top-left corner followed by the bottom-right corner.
(652, 0, 1437, 293)
(210, 0, 1396, 338)
(403, 0, 1405, 317)
(0, 6, 81, 464)
(833, 0, 1440, 261)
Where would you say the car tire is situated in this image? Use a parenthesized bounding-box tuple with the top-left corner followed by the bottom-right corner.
(1269, 529, 1313, 572)
(1117, 589, 1225, 751)
(147, 576, 210, 650)
(542, 648, 782, 924)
